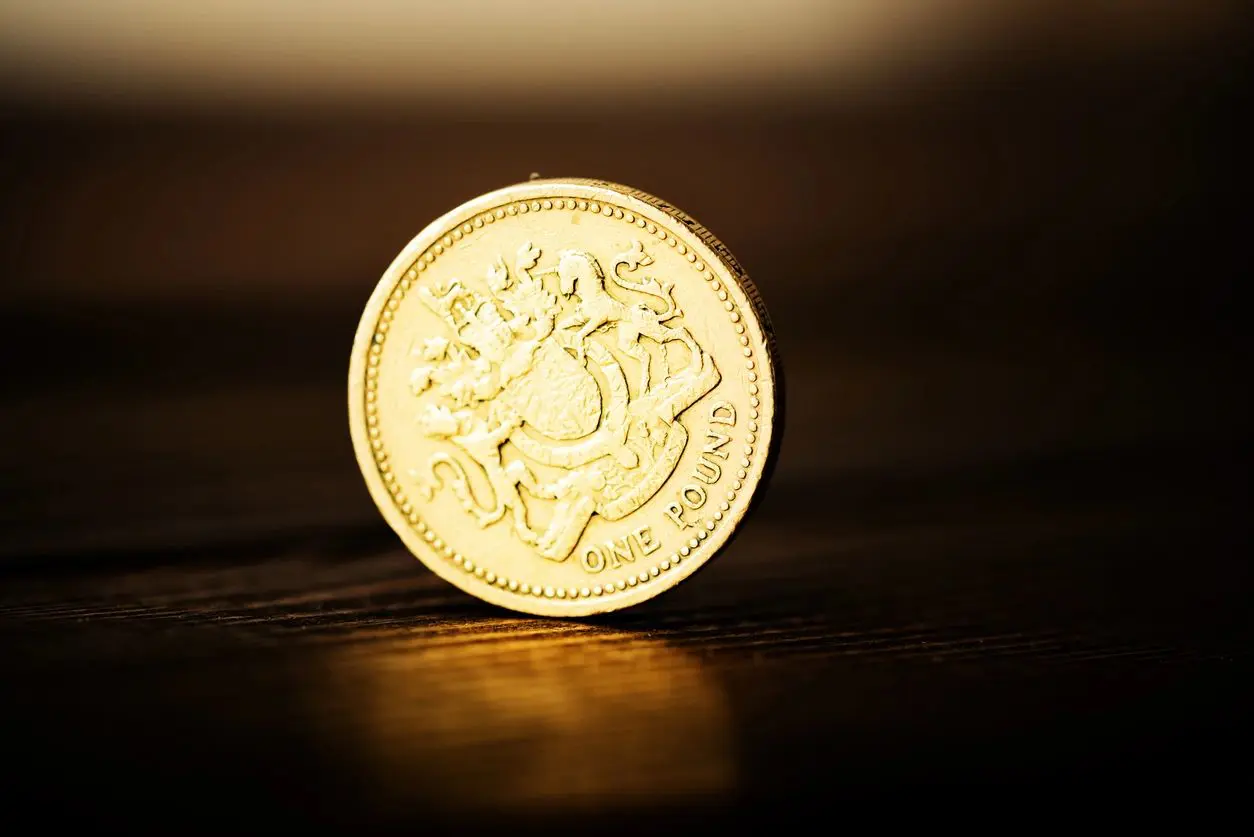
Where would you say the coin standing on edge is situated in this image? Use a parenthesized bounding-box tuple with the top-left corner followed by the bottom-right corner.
(348, 179, 780, 615)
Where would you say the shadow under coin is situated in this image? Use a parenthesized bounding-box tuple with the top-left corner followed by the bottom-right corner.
(308, 621, 736, 817)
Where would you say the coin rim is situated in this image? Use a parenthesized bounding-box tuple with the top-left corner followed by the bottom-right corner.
(348, 178, 782, 616)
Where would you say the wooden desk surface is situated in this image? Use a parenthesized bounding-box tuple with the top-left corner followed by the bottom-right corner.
(2, 449, 1248, 826)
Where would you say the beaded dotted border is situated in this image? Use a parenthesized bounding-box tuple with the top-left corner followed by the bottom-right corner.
(364, 197, 764, 600)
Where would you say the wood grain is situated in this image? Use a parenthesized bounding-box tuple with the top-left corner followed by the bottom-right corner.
(2, 453, 1248, 825)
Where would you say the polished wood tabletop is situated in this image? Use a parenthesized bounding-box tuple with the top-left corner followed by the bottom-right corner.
(3, 445, 1249, 826)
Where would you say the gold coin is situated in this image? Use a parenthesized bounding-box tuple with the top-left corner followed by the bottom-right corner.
(348, 179, 780, 615)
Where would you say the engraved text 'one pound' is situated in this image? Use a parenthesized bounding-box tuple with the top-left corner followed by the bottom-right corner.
(664, 401, 736, 530)
(581, 526, 661, 574)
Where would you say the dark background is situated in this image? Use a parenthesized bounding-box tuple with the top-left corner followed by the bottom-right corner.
(1, 1, 1249, 826)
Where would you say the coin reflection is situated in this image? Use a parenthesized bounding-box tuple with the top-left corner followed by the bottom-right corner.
(313, 623, 734, 813)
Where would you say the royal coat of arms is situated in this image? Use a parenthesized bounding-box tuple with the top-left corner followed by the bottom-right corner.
(408, 240, 719, 562)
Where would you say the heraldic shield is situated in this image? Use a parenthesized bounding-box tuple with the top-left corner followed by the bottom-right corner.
(408, 239, 720, 563)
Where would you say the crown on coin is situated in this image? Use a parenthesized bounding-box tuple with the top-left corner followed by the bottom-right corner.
(418, 279, 515, 360)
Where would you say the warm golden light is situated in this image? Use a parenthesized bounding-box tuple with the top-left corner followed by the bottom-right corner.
(5, 0, 1233, 108)
(313, 623, 734, 812)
